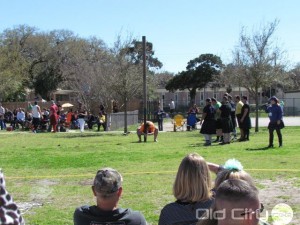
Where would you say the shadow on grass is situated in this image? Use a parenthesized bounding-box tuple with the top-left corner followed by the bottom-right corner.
(245, 146, 273, 151)
(56, 132, 118, 138)
(189, 143, 218, 148)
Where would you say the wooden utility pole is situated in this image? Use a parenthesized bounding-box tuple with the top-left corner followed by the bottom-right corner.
(142, 36, 147, 142)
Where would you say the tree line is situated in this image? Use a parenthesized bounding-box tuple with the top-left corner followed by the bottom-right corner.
(0, 25, 170, 112)
(165, 20, 300, 131)
(1, 21, 300, 131)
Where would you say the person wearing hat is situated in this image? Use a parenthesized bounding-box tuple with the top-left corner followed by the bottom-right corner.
(265, 96, 284, 148)
(200, 98, 216, 146)
(74, 168, 147, 225)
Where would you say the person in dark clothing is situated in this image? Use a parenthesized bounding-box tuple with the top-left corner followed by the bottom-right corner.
(74, 168, 147, 225)
(200, 98, 216, 146)
(155, 106, 165, 131)
(239, 96, 251, 141)
(87, 112, 97, 130)
(228, 95, 237, 140)
(265, 96, 284, 148)
(219, 96, 233, 144)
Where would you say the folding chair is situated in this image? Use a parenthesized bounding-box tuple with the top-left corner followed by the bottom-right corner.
(173, 114, 185, 131)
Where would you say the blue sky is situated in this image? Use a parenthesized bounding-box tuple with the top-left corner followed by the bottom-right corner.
(1, 0, 300, 73)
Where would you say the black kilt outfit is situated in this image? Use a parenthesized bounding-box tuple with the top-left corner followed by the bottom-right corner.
(200, 105, 216, 134)
(240, 103, 251, 130)
(219, 103, 233, 133)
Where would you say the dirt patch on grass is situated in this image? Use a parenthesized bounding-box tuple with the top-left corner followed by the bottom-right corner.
(257, 178, 299, 225)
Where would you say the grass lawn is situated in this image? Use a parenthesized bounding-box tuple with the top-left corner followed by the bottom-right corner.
(0, 126, 299, 225)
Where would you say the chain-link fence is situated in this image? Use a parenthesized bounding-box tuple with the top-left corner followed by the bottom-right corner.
(138, 98, 300, 121)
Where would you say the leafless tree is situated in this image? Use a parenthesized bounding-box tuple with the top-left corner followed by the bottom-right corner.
(230, 19, 287, 131)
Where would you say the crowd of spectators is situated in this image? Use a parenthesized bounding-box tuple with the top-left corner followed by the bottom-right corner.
(0, 101, 108, 133)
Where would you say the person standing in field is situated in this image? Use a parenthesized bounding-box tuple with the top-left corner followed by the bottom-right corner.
(155, 106, 165, 131)
(48, 100, 58, 132)
(200, 98, 216, 146)
(212, 98, 222, 143)
(219, 96, 233, 144)
(239, 96, 251, 141)
(265, 96, 284, 148)
(30, 101, 42, 133)
(77, 102, 87, 132)
(0, 103, 6, 130)
(169, 99, 175, 117)
(235, 95, 244, 140)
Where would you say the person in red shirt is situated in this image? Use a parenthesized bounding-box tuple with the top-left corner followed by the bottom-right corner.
(137, 121, 158, 142)
(49, 100, 58, 132)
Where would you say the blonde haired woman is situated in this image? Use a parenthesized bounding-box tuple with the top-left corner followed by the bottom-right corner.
(158, 153, 214, 225)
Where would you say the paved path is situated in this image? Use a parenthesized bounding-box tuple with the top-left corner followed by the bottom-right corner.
(162, 117, 300, 132)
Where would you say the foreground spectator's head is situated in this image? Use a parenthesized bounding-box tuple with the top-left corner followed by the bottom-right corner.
(214, 159, 254, 191)
(92, 168, 123, 200)
(215, 179, 262, 225)
(173, 153, 212, 202)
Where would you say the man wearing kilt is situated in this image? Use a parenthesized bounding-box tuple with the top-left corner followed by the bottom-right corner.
(219, 96, 233, 144)
(200, 98, 216, 146)
(239, 96, 251, 141)
(212, 98, 222, 142)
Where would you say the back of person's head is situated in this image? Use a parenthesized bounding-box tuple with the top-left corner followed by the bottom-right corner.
(215, 179, 261, 225)
(242, 96, 248, 101)
(235, 95, 241, 101)
(93, 168, 123, 199)
(222, 96, 228, 103)
(205, 98, 212, 104)
(173, 153, 212, 202)
(214, 159, 254, 190)
(215, 169, 254, 191)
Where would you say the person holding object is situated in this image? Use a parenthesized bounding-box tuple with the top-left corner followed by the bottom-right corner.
(265, 96, 284, 148)
(74, 168, 147, 225)
(137, 121, 158, 142)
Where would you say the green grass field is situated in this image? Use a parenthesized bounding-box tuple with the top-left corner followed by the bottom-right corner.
(0, 126, 299, 225)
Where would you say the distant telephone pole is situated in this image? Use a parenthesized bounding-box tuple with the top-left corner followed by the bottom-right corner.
(142, 36, 147, 142)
